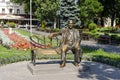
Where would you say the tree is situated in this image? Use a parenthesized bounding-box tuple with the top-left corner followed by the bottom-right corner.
(98, 0, 120, 26)
(35, 0, 59, 21)
(60, 0, 81, 28)
(78, 0, 103, 27)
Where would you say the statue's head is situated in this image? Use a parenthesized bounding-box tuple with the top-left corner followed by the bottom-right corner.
(68, 20, 74, 29)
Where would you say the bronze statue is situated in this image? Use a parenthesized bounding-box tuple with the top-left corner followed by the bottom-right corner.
(49, 20, 82, 67)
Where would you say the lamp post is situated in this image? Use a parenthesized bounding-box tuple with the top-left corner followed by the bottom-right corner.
(30, 0, 32, 35)
(56, 10, 60, 29)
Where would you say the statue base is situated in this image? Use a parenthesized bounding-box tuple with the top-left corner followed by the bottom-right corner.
(27, 60, 90, 75)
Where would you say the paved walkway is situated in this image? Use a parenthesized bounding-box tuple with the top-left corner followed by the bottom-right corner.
(0, 61, 120, 80)
(26, 28, 120, 53)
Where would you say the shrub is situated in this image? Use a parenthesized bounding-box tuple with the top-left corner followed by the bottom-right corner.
(99, 27, 118, 33)
(89, 32, 101, 39)
(112, 27, 118, 32)
(91, 29, 97, 33)
(6, 22, 16, 28)
(39, 27, 46, 31)
(99, 27, 110, 32)
(88, 22, 97, 31)
(90, 49, 120, 68)
(83, 29, 89, 32)
(111, 34, 120, 44)
(53, 28, 60, 32)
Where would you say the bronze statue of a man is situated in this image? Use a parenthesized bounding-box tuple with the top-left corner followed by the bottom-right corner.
(49, 20, 82, 67)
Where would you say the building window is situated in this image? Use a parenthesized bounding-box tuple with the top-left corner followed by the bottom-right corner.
(17, 9, 20, 14)
(2, 8, 5, 14)
(9, 9, 13, 14)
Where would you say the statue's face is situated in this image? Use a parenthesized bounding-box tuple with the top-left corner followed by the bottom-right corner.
(68, 22, 73, 29)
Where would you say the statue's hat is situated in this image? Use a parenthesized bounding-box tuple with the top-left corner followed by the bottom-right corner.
(68, 20, 73, 24)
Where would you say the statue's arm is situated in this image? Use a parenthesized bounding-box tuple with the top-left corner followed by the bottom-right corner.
(48, 30, 63, 38)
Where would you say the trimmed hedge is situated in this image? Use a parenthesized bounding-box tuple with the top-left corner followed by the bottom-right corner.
(86, 49, 120, 68)
(6, 22, 16, 28)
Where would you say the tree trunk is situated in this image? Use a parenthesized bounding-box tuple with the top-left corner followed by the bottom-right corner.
(111, 12, 116, 27)
(54, 18, 56, 29)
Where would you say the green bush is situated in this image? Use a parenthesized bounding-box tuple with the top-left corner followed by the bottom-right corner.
(95, 28, 101, 31)
(111, 34, 117, 39)
(83, 29, 89, 32)
(111, 34, 120, 43)
(6, 22, 16, 28)
(88, 22, 97, 31)
(99, 27, 118, 33)
(112, 27, 118, 32)
(99, 27, 109, 32)
(45, 27, 51, 32)
(91, 30, 97, 33)
(106, 26, 113, 30)
(39, 27, 46, 31)
(89, 32, 101, 39)
(89, 49, 120, 68)
(53, 28, 60, 32)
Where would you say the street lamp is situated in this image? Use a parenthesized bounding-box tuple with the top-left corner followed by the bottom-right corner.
(30, 0, 32, 35)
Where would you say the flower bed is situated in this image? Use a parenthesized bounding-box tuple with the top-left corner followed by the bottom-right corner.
(2, 29, 31, 50)
(0, 30, 13, 48)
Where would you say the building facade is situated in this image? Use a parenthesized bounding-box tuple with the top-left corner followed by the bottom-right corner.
(0, 0, 38, 27)
(0, 0, 25, 15)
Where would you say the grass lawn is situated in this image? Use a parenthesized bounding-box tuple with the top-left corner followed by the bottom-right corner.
(0, 45, 30, 64)
(16, 29, 31, 36)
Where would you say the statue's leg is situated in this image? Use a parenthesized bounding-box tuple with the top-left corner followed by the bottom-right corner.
(73, 41, 82, 66)
(33, 54, 36, 66)
(31, 50, 34, 63)
(60, 51, 66, 67)
(60, 45, 68, 68)
(79, 48, 83, 62)
(72, 49, 80, 67)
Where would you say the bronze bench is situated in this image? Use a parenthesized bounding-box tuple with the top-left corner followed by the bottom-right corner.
(30, 34, 60, 66)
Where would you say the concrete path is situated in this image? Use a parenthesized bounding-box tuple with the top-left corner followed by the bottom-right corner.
(0, 61, 120, 80)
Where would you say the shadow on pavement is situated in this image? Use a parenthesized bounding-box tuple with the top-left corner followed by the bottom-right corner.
(77, 61, 120, 80)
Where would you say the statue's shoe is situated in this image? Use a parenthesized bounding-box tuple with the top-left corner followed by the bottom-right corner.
(60, 63, 66, 68)
(73, 62, 79, 67)
(55, 47, 61, 54)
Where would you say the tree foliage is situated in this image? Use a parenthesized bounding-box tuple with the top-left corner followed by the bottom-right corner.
(98, 0, 120, 26)
(60, 0, 81, 27)
(35, 0, 59, 21)
(78, 0, 103, 27)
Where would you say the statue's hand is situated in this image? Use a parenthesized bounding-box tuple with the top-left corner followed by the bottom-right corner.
(48, 33, 54, 39)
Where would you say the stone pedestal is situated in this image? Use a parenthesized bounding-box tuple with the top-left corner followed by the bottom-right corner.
(9, 28, 12, 34)
(27, 60, 90, 75)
